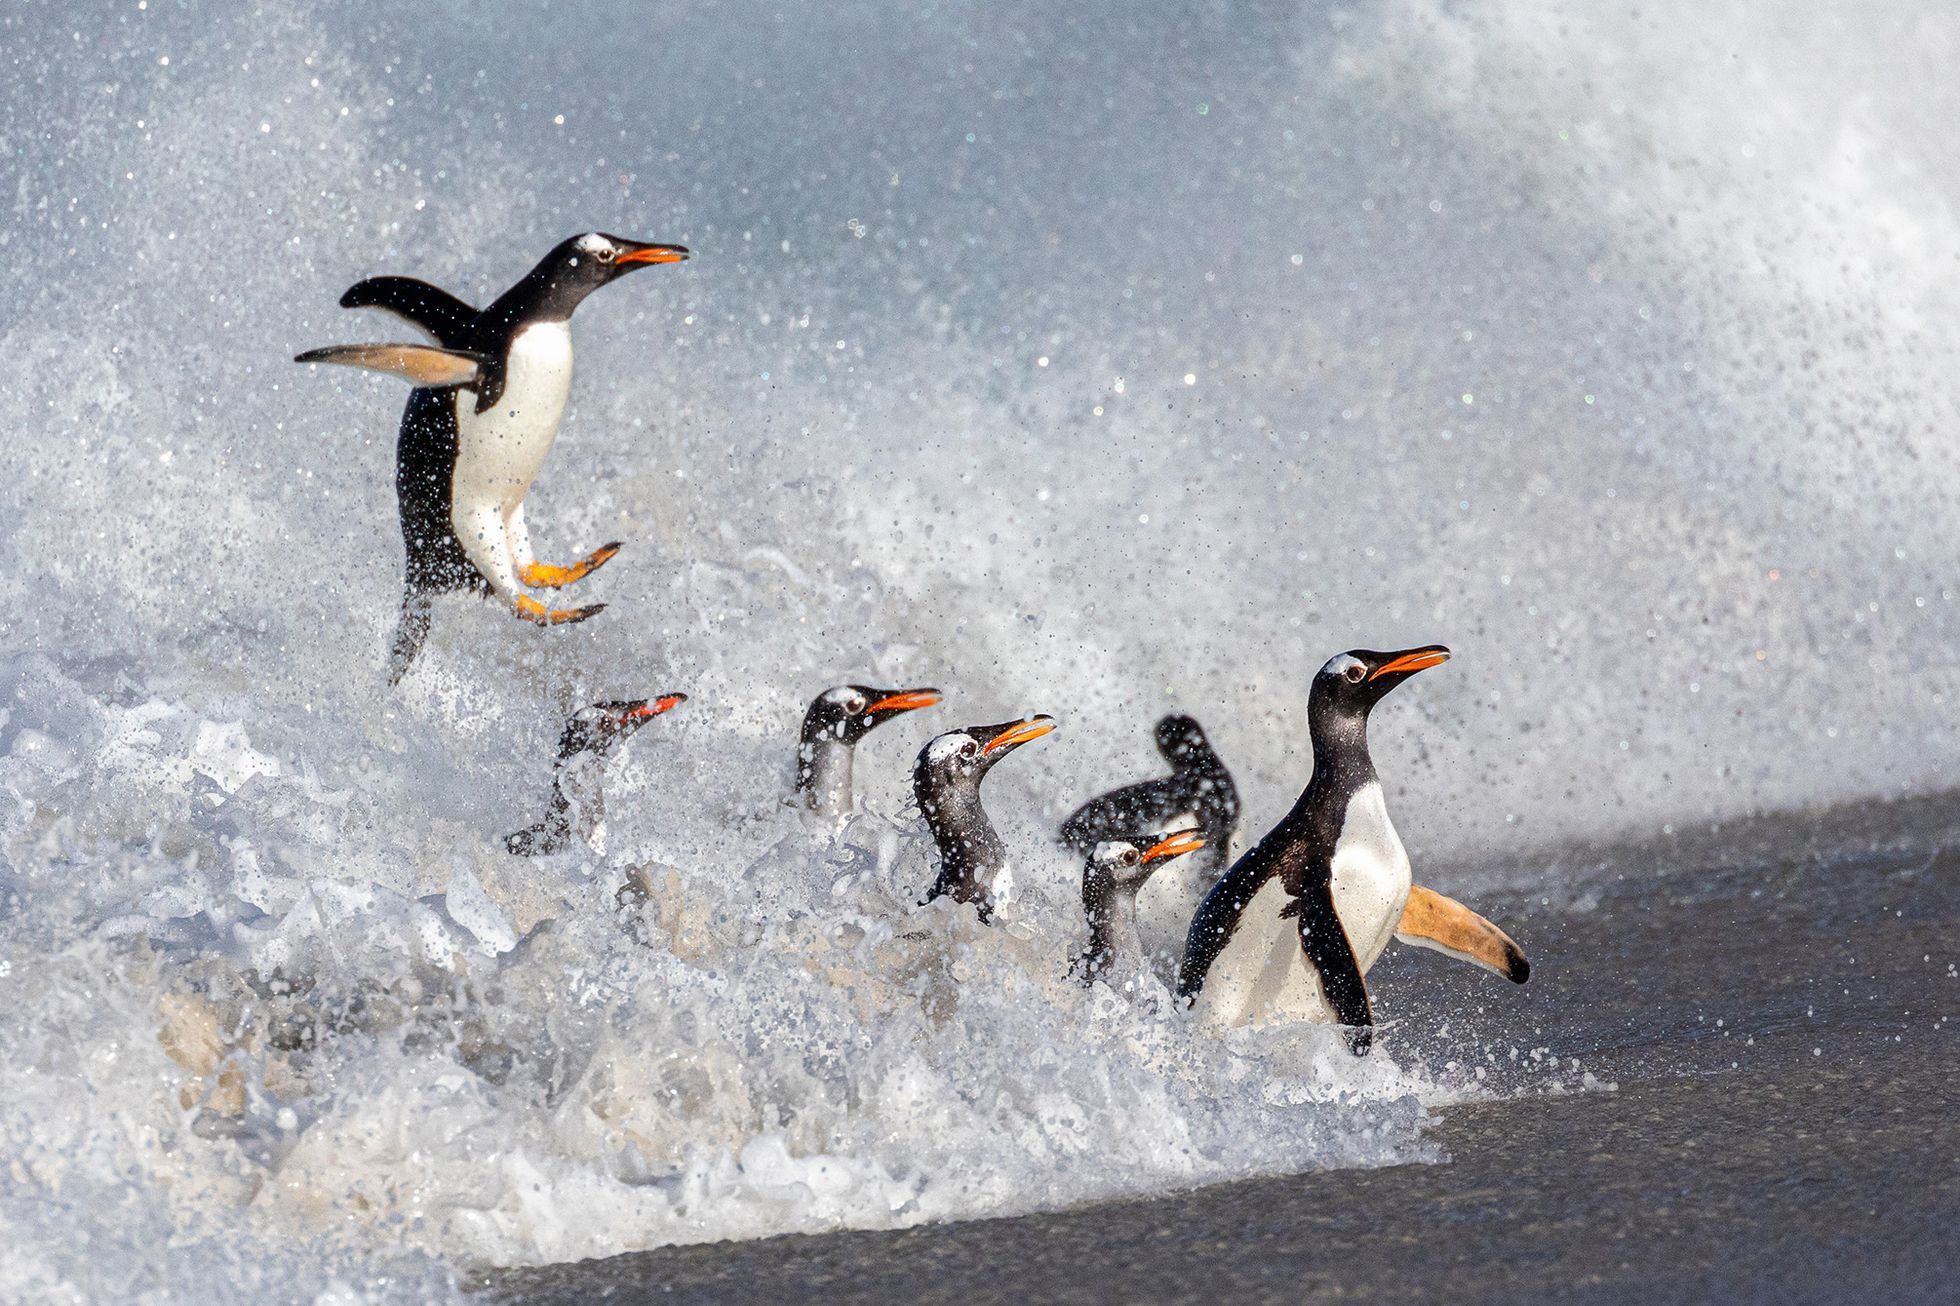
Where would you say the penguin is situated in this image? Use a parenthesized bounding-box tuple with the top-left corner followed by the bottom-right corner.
(295, 232, 690, 682)
(1395, 884, 1531, 983)
(507, 695, 686, 857)
(1072, 829, 1205, 989)
(1175, 646, 1451, 1054)
(1060, 713, 1240, 882)
(796, 685, 943, 818)
(913, 716, 1056, 922)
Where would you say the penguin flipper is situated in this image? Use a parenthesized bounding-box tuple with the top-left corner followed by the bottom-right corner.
(294, 343, 485, 387)
(338, 276, 478, 348)
(1395, 884, 1530, 983)
(1288, 884, 1374, 1054)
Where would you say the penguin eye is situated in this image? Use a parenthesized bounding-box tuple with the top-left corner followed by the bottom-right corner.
(1344, 663, 1366, 684)
(959, 739, 979, 758)
(596, 245, 617, 264)
(1122, 848, 1141, 866)
(847, 696, 866, 714)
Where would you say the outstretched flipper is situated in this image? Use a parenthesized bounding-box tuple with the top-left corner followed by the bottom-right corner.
(294, 343, 485, 388)
(338, 276, 479, 348)
(513, 595, 607, 626)
(1281, 886, 1374, 1055)
(517, 542, 623, 589)
(1395, 884, 1530, 983)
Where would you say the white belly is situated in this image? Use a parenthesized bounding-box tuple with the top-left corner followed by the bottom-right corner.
(450, 322, 573, 516)
(1196, 783, 1412, 1030)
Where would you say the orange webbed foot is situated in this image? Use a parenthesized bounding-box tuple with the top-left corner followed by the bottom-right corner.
(513, 595, 607, 626)
(516, 542, 622, 590)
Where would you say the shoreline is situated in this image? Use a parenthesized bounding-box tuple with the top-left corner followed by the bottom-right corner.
(480, 790, 1960, 1302)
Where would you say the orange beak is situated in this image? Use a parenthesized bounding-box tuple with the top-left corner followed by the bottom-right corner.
(866, 688, 942, 714)
(620, 693, 688, 722)
(981, 716, 1056, 754)
(1370, 648, 1451, 680)
(614, 244, 690, 266)
(1142, 829, 1206, 863)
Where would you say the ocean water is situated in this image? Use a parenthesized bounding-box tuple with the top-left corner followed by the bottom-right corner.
(2, 1, 1955, 1299)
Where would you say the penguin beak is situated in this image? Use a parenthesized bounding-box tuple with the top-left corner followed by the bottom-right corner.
(613, 243, 690, 267)
(866, 688, 942, 715)
(1370, 646, 1451, 681)
(614, 693, 688, 726)
(980, 715, 1057, 755)
(1141, 829, 1205, 863)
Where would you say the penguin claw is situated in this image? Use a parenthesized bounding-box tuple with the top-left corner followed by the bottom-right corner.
(516, 542, 623, 589)
(513, 595, 607, 626)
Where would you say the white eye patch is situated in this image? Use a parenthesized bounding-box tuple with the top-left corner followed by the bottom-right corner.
(923, 733, 973, 766)
(1322, 653, 1366, 680)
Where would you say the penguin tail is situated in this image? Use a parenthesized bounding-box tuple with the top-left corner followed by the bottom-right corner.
(387, 589, 434, 685)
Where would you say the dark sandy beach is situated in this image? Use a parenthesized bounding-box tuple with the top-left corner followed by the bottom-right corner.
(484, 795, 1960, 1304)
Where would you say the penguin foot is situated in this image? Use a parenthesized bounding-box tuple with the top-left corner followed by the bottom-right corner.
(513, 595, 607, 626)
(516, 542, 622, 590)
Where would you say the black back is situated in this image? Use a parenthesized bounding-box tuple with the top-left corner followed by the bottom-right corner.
(1060, 714, 1240, 878)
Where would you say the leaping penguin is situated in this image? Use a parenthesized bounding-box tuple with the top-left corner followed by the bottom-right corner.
(1060, 713, 1240, 882)
(913, 716, 1055, 922)
(1175, 646, 1449, 1054)
(507, 695, 686, 857)
(296, 232, 690, 682)
(1072, 829, 1206, 989)
(796, 685, 943, 818)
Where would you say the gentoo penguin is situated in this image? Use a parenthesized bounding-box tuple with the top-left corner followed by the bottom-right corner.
(1072, 829, 1206, 988)
(1395, 884, 1531, 984)
(796, 685, 943, 818)
(507, 694, 686, 856)
(295, 232, 689, 682)
(1176, 646, 1450, 1054)
(1060, 714, 1240, 882)
(913, 716, 1056, 921)
(1060, 713, 1523, 989)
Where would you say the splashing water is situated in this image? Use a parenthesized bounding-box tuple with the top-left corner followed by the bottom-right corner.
(3, 0, 1956, 1298)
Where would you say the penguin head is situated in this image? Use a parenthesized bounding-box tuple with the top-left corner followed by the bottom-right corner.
(1312, 645, 1451, 722)
(557, 694, 687, 761)
(1153, 713, 1212, 765)
(530, 232, 689, 316)
(913, 716, 1056, 794)
(802, 684, 943, 746)
(1086, 828, 1206, 893)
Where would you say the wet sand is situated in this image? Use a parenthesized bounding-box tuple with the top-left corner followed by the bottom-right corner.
(484, 795, 1960, 1303)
